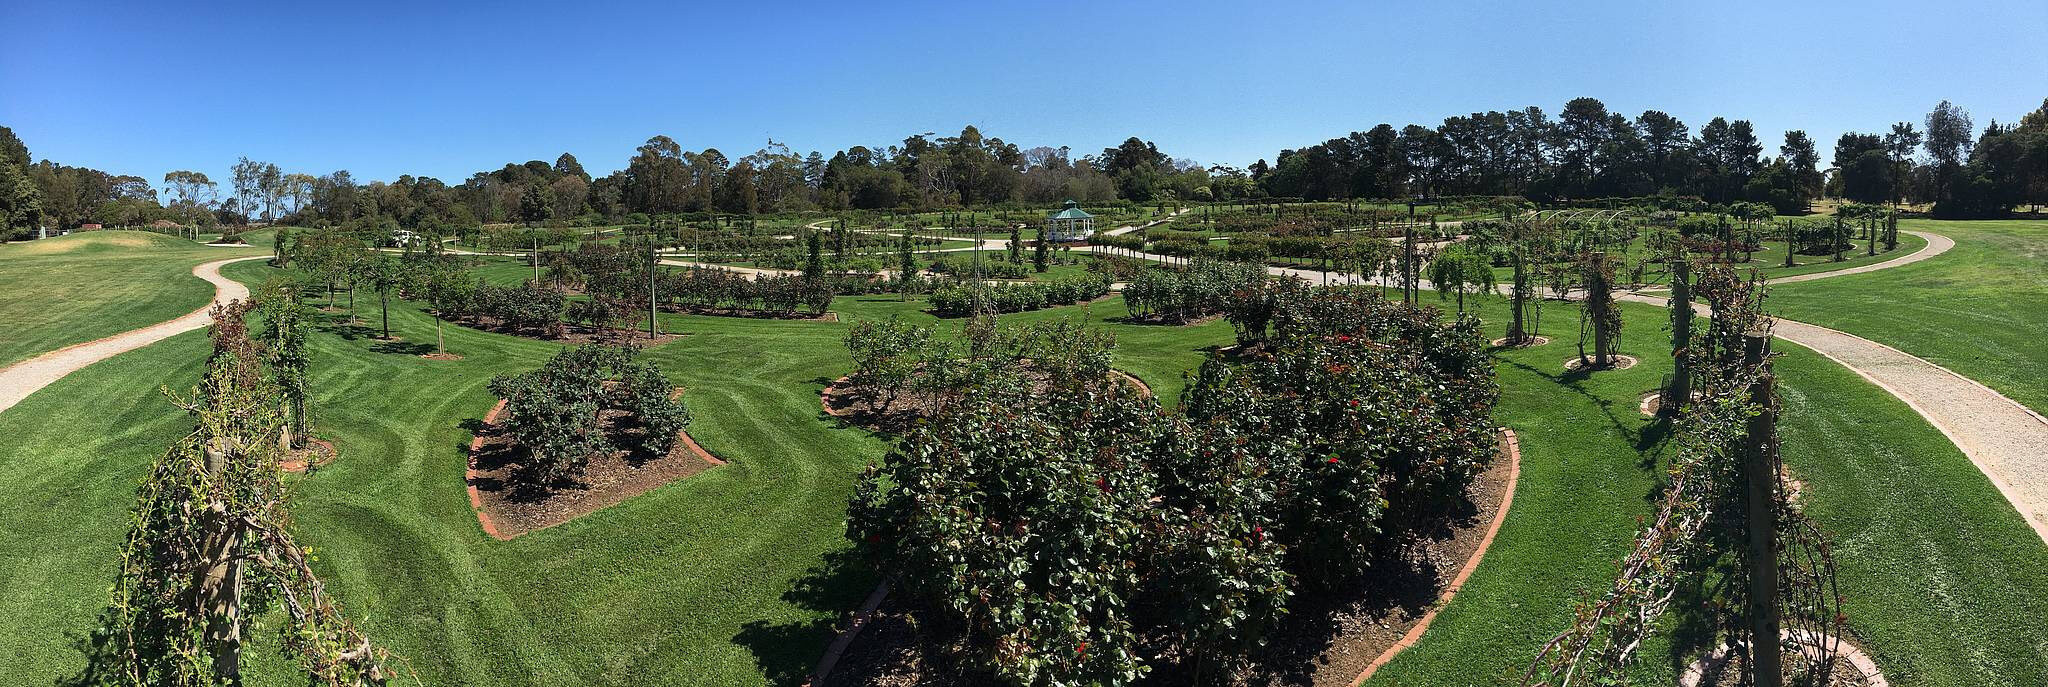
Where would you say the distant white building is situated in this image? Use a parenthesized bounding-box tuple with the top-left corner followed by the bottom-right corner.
(1044, 199, 1095, 242)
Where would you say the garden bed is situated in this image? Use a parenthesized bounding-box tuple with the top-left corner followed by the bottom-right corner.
(280, 438, 337, 473)
(820, 367, 1151, 434)
(819, 429, 1521, 686)
(465, 394, 723, 539)
(659, 303, 837, 321)
(449, 314, 684, 348)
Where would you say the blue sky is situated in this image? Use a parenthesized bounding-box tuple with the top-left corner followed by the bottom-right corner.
(4, 0, 2044, 188)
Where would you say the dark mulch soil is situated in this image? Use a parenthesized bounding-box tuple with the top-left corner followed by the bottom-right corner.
(821, 368, 1151, 434)
(1695, 646, 1879, 687)
(280, 438, 337, 473)
(468, 402, 719, 538)
(448, 314, 684, 348)
(823, 436, 1516, 687)
(1563, 354, 1641, 372)
(657, 303, 837, 321)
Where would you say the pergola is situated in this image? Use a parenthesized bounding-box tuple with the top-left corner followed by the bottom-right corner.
(1044, 200, 1095, 242)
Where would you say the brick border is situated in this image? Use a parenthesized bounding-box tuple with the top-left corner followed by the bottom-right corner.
(1349, 427, 1522, 686)
(465, 391, 725, 541)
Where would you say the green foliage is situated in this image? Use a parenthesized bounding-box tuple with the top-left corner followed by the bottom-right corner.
(486, 345, 689, 488)
(92, 301, 391, 686)
(1121, 259, 1265, 322)
(926, 274, 1111, 318)
(851, 287, 1498, 683)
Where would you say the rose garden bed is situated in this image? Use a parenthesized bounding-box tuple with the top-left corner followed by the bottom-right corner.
(465, 392, 724, 539)
(816, 429, 1522, 687)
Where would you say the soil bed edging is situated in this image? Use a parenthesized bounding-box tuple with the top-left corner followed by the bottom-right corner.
(464, 393, 726, 540)
(280, 438, 337, 473)
(1563, 354, 1640, 372)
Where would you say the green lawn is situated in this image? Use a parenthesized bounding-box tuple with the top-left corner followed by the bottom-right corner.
(0, 230, 265, 367)
(2, 253, 2041, 685)
(0, 259, 1232, 686)
(1768, 219, 2048, 415)
(1364, 295, 2048, 686)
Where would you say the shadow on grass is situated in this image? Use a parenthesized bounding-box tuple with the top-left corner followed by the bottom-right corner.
(732, 546, 877, 686)
(370, 338, 433, 355)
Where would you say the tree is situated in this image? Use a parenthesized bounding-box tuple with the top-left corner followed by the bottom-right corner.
(1007, 223, 1022, 264)
(1885, 122, 1924, 204)
(1033, 223, 1051, 273)
(896, 228, 918, 294)
(518, 183, 551, 227)
(258, 282, 313, 449)
(1779, 130, 1822, 200)
(1925, 100, 1975, 200)
(365, 256, 403, 339)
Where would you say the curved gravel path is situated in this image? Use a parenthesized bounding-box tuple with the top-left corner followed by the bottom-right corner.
(1616, 230, 2048, 543)
(0, 255, 267, 414)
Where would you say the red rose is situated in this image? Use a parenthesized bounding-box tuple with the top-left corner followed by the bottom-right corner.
(1076, 642, 1088, 653)
(866, 534, 880, 543)
(1327, 456, 1340, 464)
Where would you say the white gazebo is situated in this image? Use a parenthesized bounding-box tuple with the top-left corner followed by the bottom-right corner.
(1044, 200, 1095, 242)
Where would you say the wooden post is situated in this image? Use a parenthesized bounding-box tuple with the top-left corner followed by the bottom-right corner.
(1666, 258, 1692, 414)
(1742, 332, 1782, 687)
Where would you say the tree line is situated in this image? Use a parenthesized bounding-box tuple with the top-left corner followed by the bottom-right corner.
(6, 96, 2046, 238)
(1252, 97, 2048, 217)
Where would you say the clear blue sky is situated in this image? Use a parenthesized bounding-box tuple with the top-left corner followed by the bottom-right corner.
(4, 0, 2044, 188)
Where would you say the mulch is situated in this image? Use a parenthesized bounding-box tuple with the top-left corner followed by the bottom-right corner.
(1563, 354, 1640, 372)
(280, 438, 337, 473)
(464, 393, 724, 539)
(658, 303, 839, 322)
(818, 430, 1522, 687)
(820, 369, 1152, 434)
(447, 315, 685, 348)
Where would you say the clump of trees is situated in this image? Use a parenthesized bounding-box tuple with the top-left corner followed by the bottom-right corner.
(847, 285, 1498, 684)
(486, 345, 690, 488)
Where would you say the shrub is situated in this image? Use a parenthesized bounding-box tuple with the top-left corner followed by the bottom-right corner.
(486, 345, 690, 488)
(926, 274, 1111, 318)
(851, 286, 1499, 681)
(1122, 259, 1265, 323)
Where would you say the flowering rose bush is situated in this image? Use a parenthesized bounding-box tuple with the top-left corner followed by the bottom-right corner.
(848, 285, 1498, 683)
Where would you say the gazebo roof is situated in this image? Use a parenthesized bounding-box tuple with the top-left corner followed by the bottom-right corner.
(1048, 200, 1092, 220)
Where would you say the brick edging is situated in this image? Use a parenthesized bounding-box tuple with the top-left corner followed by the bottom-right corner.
(1349, 427, 1522, 686)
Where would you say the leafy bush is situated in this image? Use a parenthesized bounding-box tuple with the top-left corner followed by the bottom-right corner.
(486, 345, 690, 488)
(927, 274, 1111, 317)
(850, 286, 1499, 682)
(1122, 259, 1265, 322)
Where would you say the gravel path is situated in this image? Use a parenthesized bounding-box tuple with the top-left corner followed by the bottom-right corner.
(1612, 230, 2048, 542)
(0, 256, 267, 414)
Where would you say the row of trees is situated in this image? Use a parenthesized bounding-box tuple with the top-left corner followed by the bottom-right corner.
(847, 285, 1499, 684)
(1254, 97, 2048, 216)
(87, 295, 393, 685)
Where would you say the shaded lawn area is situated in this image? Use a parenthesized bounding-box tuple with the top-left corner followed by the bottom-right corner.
(0, 230, 266, 367)
(1768, 218, 2048, 415)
